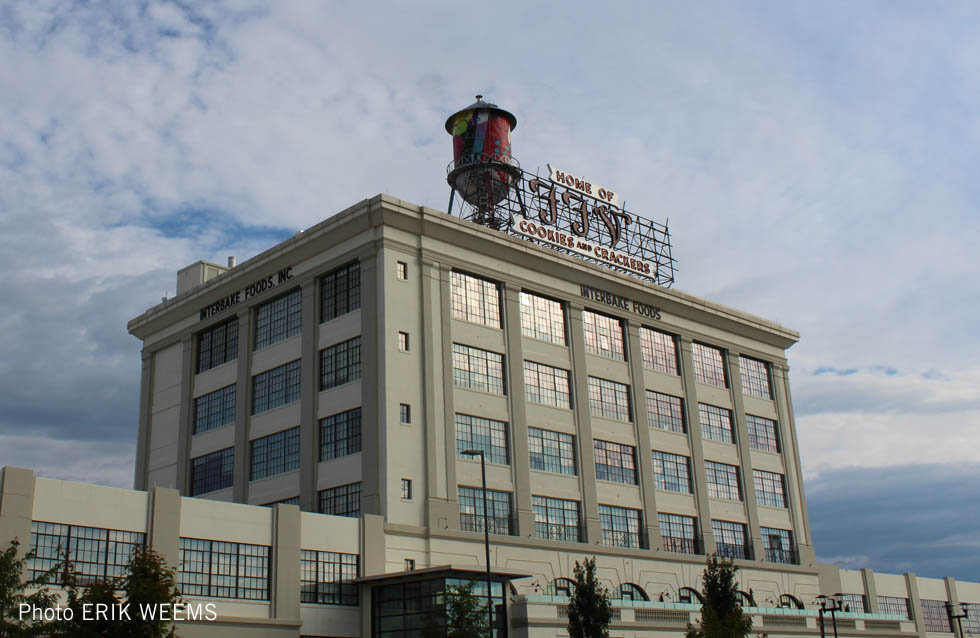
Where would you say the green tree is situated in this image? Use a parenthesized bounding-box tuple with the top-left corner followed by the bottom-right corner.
(685, 554, 753, 638)
(422, 581, 489, 638)
(566, 557, 612, 638)
(49, 545, 181, 638)
(116, 546, 180, 638)
(0, 538, 60, 638)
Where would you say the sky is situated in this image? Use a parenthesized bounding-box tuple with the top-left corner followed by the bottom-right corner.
(0, 1, 977, 580)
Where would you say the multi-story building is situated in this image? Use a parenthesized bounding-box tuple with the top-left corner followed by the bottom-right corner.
(3, 193, 976, 637)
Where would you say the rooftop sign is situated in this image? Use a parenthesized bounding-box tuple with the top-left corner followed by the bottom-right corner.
(448, 164, 675, 287)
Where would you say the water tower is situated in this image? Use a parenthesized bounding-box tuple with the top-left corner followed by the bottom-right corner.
(445, 96, 520, 229)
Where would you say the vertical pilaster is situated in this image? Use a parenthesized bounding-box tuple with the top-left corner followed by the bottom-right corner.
(945, 577, 962, 638)
(503, 285, 533, 536)
(360, 251, 384, 516)
(905, 572, 927, 638)
(678, 336, 716, 555)
(772, 362, 815, 564)
(299, 281, 319, 512)
(727, 352, 764, 561)
(567, 304, 601, 543)
(0, 467, 35, 557)
(862, 568, 881, 613)
(421, 258, 452, 529)
(439, 265, 459, 511)
(272, 504, 301, 620)
(147, 486, 181, 569)
(176, 336, 195, 495)
(134, 351, 154, 490)
(233, 308, 253, 503)
(624, 321, 662, 551)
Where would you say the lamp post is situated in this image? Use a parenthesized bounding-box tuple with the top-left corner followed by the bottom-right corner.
(817, 594, 845, 638)
(946, 602, 968, 638)
(462, 448, 494, 636)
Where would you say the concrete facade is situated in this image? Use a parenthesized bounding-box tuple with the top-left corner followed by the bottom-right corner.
(3, 466, 979, 637)
(3, 194, 975, 637)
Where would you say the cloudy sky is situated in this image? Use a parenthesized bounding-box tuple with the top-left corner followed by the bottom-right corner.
(1, 1, 977, 580)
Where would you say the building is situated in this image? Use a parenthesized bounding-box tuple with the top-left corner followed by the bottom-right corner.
(3, 192, 978, 636)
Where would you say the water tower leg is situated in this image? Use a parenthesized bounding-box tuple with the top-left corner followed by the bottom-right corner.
(447, 187, 457, 216)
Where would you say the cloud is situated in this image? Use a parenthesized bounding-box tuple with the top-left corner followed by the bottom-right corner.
(808, 464, 980, 580)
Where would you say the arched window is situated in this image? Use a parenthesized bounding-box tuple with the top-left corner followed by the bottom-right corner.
(617, 583, 649, 601)
(780, 594, 805, 609)
(679, 587, 704, 604)
(547, 578, 575, 597)
(736, 590, 756, 607)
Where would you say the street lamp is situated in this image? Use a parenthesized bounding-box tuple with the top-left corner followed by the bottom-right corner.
(816, 594, 845, 638)
(946, 602, 968, 638)
(461, 448, 494, 636)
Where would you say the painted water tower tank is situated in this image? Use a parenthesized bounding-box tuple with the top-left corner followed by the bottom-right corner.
(445, 95, 519, 208)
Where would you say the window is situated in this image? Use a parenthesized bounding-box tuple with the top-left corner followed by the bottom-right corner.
(753, 470, 787, 508)
(523, 360, 571, 408)
(639, 327, 678, 375)
(197, 317, 239, 373)
(262, 496, 299, 507)
(658, 513, 698, 554)
(254, 288, 302, 350)
(739, 356, 773, 399)
(652, 450, 692, 493)
(404, 558, 415, 571)
(599, 504, 642, 548)
(646, 391, 685, 433)
(582, 310, 625, 360)
(319, 482, 361, 518)
(618, 584, 649, 601)
(250, 427, 300, 480)
(877, 596, 913, 620)
(762, 527, 797, 564)
(301, 550, 358, 605)
(921, 600, 953, 633)
(458, 486, 513, 535)
(699, 403, 735, 444)
(450, 271, 501, 328)
(548, 578, 575, 597)
(396, 261, 408, 280)
(528, 427, 576, 475)
(179, 538, 270, 600)
(398, 331, 410, 352)
(712, 520, 749, 560)
(594, 440, 637, 484)
(319, 408, 362, 461)
(705, 461, 741, 501)
(190, 447, 234, 495)
(452, 343, 505, 394)
(532, 496, 581, 542)
(320, 337, 361, 390)
(29, 522, 145, 584)
(321, 261, 360, 322)
(746, 414, 780, 453)
(193, 384, 236, 434)
(401, 479, 412, 500)
(520, 291, 566, 345)
(252, 359, 301, 414)
(679, 587, 704, 604)
(839, 593, 868, 613)
(692, 342, 727, 387)
(455, 414, 509, 465)
(963, 604, 980, 635)
(588, 377, 631, 421)
(399, 403, 411, 424)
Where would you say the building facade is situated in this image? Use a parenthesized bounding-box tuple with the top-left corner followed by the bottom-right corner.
(3, 193, 976, 637)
